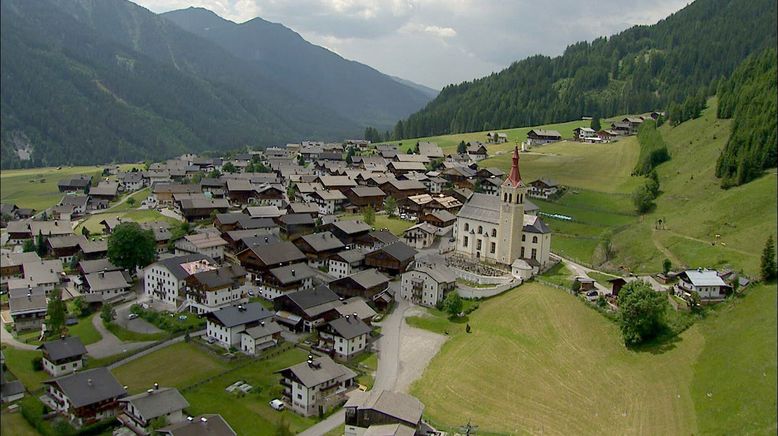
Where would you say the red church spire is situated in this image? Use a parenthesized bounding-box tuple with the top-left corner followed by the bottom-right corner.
(503, 146, 522, 187)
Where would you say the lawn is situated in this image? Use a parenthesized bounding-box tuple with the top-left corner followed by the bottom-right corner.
(412, 283, 776, 434)
(2, 408, 40, 436)
(339, 213, 414, 236)
(0, 164, 137, 211)
(76, 208, 178, 235)
(65, 313, 102, 345)
(112, 342, 232, 394)
(350, 352, 378, 389)
(181, 346, 317, 435)
(536, 262, 574, 288)
(0, 346, 47, 390)
(105, 321, 168, 343)
(107, 187, 150, 212)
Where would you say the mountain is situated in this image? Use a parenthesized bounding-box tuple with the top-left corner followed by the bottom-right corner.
(161, 7, 434, 129)
(389, 76, 439, 100)
(393, 0, 777, 141)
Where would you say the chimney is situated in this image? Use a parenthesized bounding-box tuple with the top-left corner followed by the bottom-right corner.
(260, 321, 265, 326)
(291, 269, 295, 277)
(154, 383, 159, 390)
(353, 312, 358, 319)
(345, 314, 349, 320)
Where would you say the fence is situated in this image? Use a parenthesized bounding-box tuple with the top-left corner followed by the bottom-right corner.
(457, 280, 521, 299)
(451, 268, 513, 285)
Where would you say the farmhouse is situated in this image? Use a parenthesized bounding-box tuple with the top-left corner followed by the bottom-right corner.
(57, 176, 92, 193)
(378, 179, 427, 200)
(526, 129, 562, 145)
(240, 320, 283, 356)
(418, 142, 444, 158)
(0, 251, 40, 282)
(43, 367, 127, 428)
(528, 178, 560, 199)
(82, 270, 132, 303)
(38, 336, 87, 377)
(143, 254, 216, 309)
(178, 197, 229, 221)
(455, 147, 552, 270)
(364, 241, 418, 275)
(273, 285, 342, 332)
(318, 314, 372, 360)
(402, 222, 438, 249)
(345, 187, 386, 209)
(573, 127, 597, 141)
(89, 181, 119, 201)
(344, 390, 425, 436)
(310, 189, 348, 215)
(174, 232, 229, 261)
(328, 220, 372, 245)
(8, 287, 47, 332)
(294, 232, 346, 267)
(486, 132, 508, 143)
(400, 262, 457, 307)
(278, 213, 317, 240)
(205, 302, 274, 349)
(419, 210, 456, 228)
(466, 142, 489, 161)
(157, 414, 237, 436)
(118, 386, 189, 432)
(258, 263, 316, 300)
(330, 269, 390, 300)
(328, 249, 367, 279)
(184, 264, 249, 314)
(676, 269, 731, 301)
(237, 241, 306, 276)
(276, 355, 357, 417)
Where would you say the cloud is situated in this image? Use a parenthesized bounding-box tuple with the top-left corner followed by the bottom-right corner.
(132, 0, 691, 88)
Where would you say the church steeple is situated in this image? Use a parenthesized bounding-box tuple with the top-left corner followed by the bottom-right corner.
(503, 146, 522, 187)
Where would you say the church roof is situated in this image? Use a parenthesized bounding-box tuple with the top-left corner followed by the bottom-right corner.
(456, 193, 500, 224)
(523, 215, 551, 234)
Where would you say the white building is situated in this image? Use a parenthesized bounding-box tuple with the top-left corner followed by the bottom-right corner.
(454, 147, 552, 272)
(402, 222, 437, 249)
(38, 337, 87, 378)
(240, 321, 283, 356)
(311, 189, 347, 215)
(43, 368, 127, 428)
(400, 262, 457, 307)
(677, 269, 731, 301)
(277, 355, 357, 417)
(318, 314, 372, 360)
(205, 302, 274, 349)
(174, 232, 228, 261)
(143, 254, 215, 310)
(258, 263, 316, 300)
(328, 249, 366, 279)
(118, 386, 189, 432)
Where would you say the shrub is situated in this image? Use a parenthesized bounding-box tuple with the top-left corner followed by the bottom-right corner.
(31, 356, 43, 371)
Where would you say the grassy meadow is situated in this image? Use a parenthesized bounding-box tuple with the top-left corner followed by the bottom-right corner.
(410, 282, 777, 435)
(0, 164, 139, 211)
(75, 208, 178, 235)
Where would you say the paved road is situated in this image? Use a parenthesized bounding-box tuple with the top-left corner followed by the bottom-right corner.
(0, 323, 38, 350)
(86, 299, 155, 359)
(297, 410, 345, 436)
(107, 330, 204, 370)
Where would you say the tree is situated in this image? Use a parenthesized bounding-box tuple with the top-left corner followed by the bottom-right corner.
(730, 273, 740, 294)
(207, 169, 222, 179)
(761, 235, 777, 281)
(108, 222, 156, 272)
(126, 197, 136, 207)
(457, 141, 467, 154)
(276, 417, 293, 436)
(35, 230, 46, 257)
(72, 296, 88, 317)
(345, 146, 356, 164)
(590, 117, 602, 131)
(22, 239, 36, 253)
(646, 170, 660, 197)
(101, 302, 116, 324)
(362, 207, 376, 226)
(662, 258, 672, 275)
(443, 291, 463, 317)
(47, 288, 67, 337)
(384, 197, 397, 217)
(617, 280, 669, 345)
(222, 162, 237, 173)
(571, 280, 581, 293)
(297, 154, 306, 166)
(632, 184, 655, 214)
(81, 226, 91, 238)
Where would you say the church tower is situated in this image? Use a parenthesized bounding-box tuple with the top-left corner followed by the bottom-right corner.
(497, 146, 528, 265)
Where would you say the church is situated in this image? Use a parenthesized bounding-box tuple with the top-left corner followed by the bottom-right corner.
(454, 146, 552, 278)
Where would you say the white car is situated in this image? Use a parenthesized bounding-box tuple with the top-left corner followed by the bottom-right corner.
(128, 313, 139, 320)
(269, 399, 285, 411)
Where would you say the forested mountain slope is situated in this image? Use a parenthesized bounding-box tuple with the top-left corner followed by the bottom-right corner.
(393, 0, 776, 140)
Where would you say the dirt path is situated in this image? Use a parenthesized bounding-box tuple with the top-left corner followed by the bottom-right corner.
(651, 227, 684, 267)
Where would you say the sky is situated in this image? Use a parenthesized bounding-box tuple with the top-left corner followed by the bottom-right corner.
(131, 0, 690, 89)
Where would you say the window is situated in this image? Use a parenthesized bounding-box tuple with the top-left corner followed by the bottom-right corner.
(478, 226, 483, 234)
(522, 234, 526, 241)
(477, 239, 482, 250)
(491, 229, 497, 237)
(521, 247, 525, 258)
(464, 223, 470, 231)
(532, 236, 538, 243)
(490, 242, 496, 254)
(463, 236, 468, 247)
(531, 248, 537, 259)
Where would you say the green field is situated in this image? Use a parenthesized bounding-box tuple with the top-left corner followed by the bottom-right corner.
(340, 213, 414, 236)
(378, 119, 589, 155)
(0, 346, 47, 389)
(1, 409, 39, 436)
(76, 208, 178, 235)
(66, 313, 102, 345)
(113, 341, 315, 434)
(411, 282, 777, 434)
(0, 164, 138, 211)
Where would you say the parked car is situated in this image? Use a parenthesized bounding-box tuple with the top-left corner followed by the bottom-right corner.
(248, 290, 255, 297)
(128, 313, 139, 320)
(269, 399, 285, 411)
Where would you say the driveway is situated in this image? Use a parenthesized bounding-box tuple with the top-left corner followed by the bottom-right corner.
(114, 303, 162, 334)
(0, 323, 38, 350)
(86, 298, 155, 359)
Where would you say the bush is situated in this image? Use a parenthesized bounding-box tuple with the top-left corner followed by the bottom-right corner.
(617, 281, 669, 345)
(31, 356, 43, 371)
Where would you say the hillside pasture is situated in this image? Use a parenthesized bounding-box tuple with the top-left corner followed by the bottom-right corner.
(0, 164, 138, 211)
(412, 282, 778, 435)
(76, 209, 179, 235)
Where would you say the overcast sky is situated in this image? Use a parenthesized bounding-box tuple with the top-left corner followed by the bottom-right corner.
(131, 0, 690, 89)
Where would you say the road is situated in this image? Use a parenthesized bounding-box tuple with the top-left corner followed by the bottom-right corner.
(86, 298, 155, 358)
(0, 323, 38, 350)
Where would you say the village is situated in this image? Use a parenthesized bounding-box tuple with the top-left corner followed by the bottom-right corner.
(0, 114, 754, 436)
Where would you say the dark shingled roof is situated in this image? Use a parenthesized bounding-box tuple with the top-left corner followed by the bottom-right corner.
(279, 213, 316, 226)
(269, 263, 317, 285)
(327, 316, 372, 340)
(285, 285, 340, 310)
(300, 232, 345, 253)
(332, 220, 371, 235)
(243, 241, 306, 266)
(119, 387, 189, 421)
(38, 336, 87, 361)
(207, 303, 273, 328)
(374, 241, 417, 262)
(156, 254, 214, 280)
(158, 414, 237, 436)
(45, 367, 126, 408)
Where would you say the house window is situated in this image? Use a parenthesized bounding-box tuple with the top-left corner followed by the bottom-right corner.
(477, 239, 482, 250)
(478, 226, 483, 234)
(521, 247, 525, 258)
(490, 242, 496, 254)
(464, 223, 469, 231)
(491, 229, 496, 237)
(463, 236, 468, 247)
(531, 248, 537, 259)
(532, 236, 538, 243)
